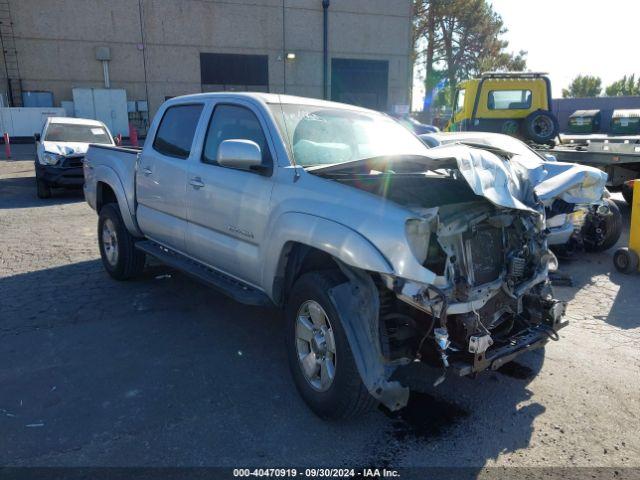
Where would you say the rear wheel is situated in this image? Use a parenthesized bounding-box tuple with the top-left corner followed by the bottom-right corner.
(285, 271, 376, 419)
(98, 203, 146, 280)
(523, 110, 559, 144)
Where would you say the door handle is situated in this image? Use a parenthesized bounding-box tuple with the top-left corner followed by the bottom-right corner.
(189, 177, 205, 189)
(142, 167, 153, 176)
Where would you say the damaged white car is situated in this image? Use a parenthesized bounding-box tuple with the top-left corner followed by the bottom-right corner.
(34, 116, 114, 198)
(83, 93, 607, 419)
(419, 131, 621, 256)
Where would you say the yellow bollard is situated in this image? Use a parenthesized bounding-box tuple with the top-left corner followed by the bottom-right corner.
(629, 180, 640, 257)
(614, 179, 640, 273)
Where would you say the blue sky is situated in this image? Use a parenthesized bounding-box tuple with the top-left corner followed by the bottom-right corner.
(413, 0, 638, 109)
(490, 0, 637, 97)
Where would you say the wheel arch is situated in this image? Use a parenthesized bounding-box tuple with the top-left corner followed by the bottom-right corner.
(264, 212, 393, 305)
(273, 243, 344, 306)
(96, 181, 118, 212)
(93, 167, 143, 237)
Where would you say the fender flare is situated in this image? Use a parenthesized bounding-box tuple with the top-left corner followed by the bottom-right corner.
(329, 263, 410, 411)
(93, 165, 143, 237)
(262, 212, 393, 299)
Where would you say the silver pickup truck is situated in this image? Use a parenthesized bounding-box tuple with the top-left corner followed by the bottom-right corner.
(84, 93, 606, 419)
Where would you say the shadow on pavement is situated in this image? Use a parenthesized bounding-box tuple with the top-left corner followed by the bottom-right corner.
(0, 258, 544, 468)
(552, 197, 640, 330)
(0, 144, 37, 161)
(0, 174, 84, 209)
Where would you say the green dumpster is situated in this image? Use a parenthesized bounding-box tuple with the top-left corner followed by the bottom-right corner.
(567, 109, 601, 134)
(611, 109, 640, 135)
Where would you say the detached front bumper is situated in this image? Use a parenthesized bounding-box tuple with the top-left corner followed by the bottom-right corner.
(450, 326, 549, 376)
(451, 316, 567, 377)
(35, 163, 84, 187)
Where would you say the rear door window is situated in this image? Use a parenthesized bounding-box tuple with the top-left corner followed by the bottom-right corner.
(202, 104, 271, 166)
(153, 104, 204, 159)
(488, 90, 532, 110)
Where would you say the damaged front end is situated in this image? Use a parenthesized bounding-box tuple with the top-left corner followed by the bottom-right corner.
(379, 202, 566, 381)
(308, 145, 604, 410)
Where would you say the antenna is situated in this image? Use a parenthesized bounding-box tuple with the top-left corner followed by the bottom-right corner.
(277, 95, 300, 180)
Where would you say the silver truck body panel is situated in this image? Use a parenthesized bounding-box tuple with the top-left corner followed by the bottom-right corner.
(85, 93, 605, 410)
(83, 145, 142, 237)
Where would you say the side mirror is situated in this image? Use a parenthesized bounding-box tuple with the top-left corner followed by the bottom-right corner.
(217, 139, 269, 174)
(34, 133, 41, 142)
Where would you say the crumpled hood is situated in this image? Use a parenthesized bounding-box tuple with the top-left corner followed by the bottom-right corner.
(511, 153, 607, 206)
(425, 145, 535, 212)
(426, 144, 607, 212)
(309, 143, 607, 214)
(42, 141, 91, 156)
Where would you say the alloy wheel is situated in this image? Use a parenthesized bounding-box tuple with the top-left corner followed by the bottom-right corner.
(295, 300, 337, 392)
(102, 218, 119, 267)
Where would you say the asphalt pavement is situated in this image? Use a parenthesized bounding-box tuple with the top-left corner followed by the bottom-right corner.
(1, 152, 639, 473)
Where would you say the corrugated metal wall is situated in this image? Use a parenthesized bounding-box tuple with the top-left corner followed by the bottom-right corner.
(552, 96, 640, 134)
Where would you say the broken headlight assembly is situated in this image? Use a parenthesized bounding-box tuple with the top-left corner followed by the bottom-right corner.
(404, 218, 430, 264)
(40, 152, 63, 166)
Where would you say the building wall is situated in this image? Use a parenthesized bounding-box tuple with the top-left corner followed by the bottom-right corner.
(1, 0, 412, 116)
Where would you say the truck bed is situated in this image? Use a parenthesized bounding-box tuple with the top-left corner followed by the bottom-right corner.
(536, 139, 640, 188)
(549, 141, 640, 167)
(85, 144, 141, 220)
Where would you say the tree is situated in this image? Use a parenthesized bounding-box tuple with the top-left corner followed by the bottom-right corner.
(562, 75, 602, 98)
(478, 49, 527, 74)
(412, 0, 444, 93)
(413, 0, 527, 106)
(605, 75, 640, 96)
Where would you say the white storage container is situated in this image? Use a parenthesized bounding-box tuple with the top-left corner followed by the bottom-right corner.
(72, 88, 128, 136)
(0, 107, 66, 138)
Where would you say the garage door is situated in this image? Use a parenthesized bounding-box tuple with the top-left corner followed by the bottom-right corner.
(200, 53, 269, 92)
(331, 58, 389, 111)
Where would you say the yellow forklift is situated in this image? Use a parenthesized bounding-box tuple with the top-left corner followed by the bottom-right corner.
(446, 72, 559, 145)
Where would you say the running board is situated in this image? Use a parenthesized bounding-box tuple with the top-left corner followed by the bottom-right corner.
(135, 240, 273, 307)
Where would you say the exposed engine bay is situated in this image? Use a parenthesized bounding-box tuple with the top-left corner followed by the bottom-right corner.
(380, 201, 565, 380)
(309, 145, 604, 402)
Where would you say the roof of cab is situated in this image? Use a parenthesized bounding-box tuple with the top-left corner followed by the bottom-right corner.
(164, 91, 372, 112)
(47, 117, 107, 126)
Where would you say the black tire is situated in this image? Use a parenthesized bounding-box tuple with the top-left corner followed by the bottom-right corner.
(584, 199, 623, 252)
(613, 248, 639, 274)
(621, 183, 634, 205)
(522, 110, 559, 144)
(98, 203, 146, 280)
(285, 270, 376, 419)
(36, 178, 52, 199)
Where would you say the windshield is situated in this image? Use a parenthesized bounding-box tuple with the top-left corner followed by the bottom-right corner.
(45, 123, 112, 144)
(269, 104, 429, 167)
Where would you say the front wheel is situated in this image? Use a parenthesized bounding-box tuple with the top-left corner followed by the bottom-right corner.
(285, 271, 376, 419)
(36, 178, 51, 199)
(98, 203, 146, 280)
(583, 199, 623, 252)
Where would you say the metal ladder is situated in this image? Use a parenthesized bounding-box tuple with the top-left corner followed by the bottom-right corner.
(0, 0, 21, 107)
